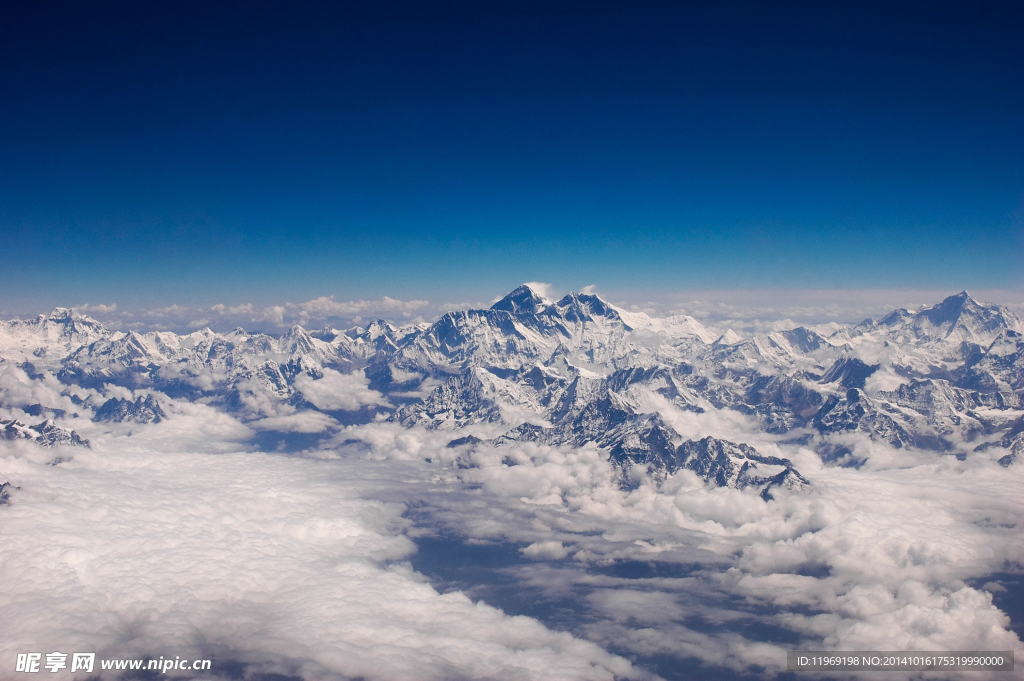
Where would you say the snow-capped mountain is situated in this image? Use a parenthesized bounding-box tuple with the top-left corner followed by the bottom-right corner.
(1, 419, 89, 448)
(2, 288, 1022, 496)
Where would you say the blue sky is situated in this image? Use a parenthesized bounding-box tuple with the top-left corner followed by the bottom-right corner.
(1, 1, 1022, 314)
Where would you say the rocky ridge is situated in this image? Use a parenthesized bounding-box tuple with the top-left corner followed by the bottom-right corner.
(1, 288, 1021, 497)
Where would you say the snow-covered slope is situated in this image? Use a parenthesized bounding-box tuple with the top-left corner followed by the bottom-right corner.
(2, 288, 1022, 494)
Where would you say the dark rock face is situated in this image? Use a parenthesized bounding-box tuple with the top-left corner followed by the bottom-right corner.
(670, 437, 809, 500)
(821, 357, 879, 390)
(813, 389, 912, 448)
(22, 404, 70, 419)
(446, 435, 483, 448)
(974, 416, 1024, 468)
(394, 372, 504, 428)
(94, 394, 167, 424)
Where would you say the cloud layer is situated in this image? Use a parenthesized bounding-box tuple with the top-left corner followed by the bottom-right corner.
(0, 423, 637, 681)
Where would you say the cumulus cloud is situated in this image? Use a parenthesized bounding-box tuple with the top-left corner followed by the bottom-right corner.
(0, 420, 637, 681)
(256, 305, 287, 325)
(73, 302, 117, 314)
(210, 302, 255, 315)
(327, 421, 1024, 676)
(58, 296, 434, 333)
(0, 364, 83, 417)
(249, 411, 340, 433)
(295, 296, 429, 322)
(141, 303, 193, 319)
(293, 369, 390, 412)
(521, 541, 571, 560)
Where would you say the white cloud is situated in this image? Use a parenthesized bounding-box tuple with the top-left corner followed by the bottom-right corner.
(256, 305, 287, 325)
(523, 282, 554, 301)
(580, 285, 598, 296)
(0, 364, 79, 413)
(0, 430, 636, 681)
(296, 296, 429, 321)
(336, 427, 1024, 671)
(210, 302, 255, 315)
(293, 369, 390, 412)
(38, 296, 433, 333)
(101, 382, 135, 401)
(0, 367, 1021, 678)
(141, 303, 192, 319)
(521, 541, 571, 560)
(249, 411, 340, 433)
(73, 302, 117, 313)
(438, 301, 487, 313)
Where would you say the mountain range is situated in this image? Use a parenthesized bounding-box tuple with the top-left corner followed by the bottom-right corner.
(2, 287, 1022, 496)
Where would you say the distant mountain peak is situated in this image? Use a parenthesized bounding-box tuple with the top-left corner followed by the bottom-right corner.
(715, 329, 743, 345)
(925, 290, 974, 319)
(43, 307, 100, 324)
(553, 292, 619, 321)
(490, 285, 549, 316)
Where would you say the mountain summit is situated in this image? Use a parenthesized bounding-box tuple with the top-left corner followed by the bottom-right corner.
(490, 284, 549, 316)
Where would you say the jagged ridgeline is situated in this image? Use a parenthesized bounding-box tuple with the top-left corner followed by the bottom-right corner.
(1, 287, 1022, 496)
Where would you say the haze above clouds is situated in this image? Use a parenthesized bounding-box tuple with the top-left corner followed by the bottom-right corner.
(5, 287, 1020, 339)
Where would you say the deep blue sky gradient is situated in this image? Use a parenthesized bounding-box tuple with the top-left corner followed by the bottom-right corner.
(1, 1, 1022, 310)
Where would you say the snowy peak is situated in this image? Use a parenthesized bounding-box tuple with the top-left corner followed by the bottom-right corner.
(358, 319, 397, 342)
(673, 437, 808, 499)
(0, 308, 109, 349)
(552, 292, 622, 326)
(715, 329, 743, 345)
(931, 291, 1024, 345)
(1, 419, 90, 448)
(491, 285, 549, 316)
(914, 291, 981, 340)
(2, 288, 1021, 476)
(279, 325, 329, 359)
(773, 327, 827, 354)
(43, 308, 108, 339)
(871, 291, 1022, 347)
(650, 315, 718, 344)
(921, 290, 973, 324)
